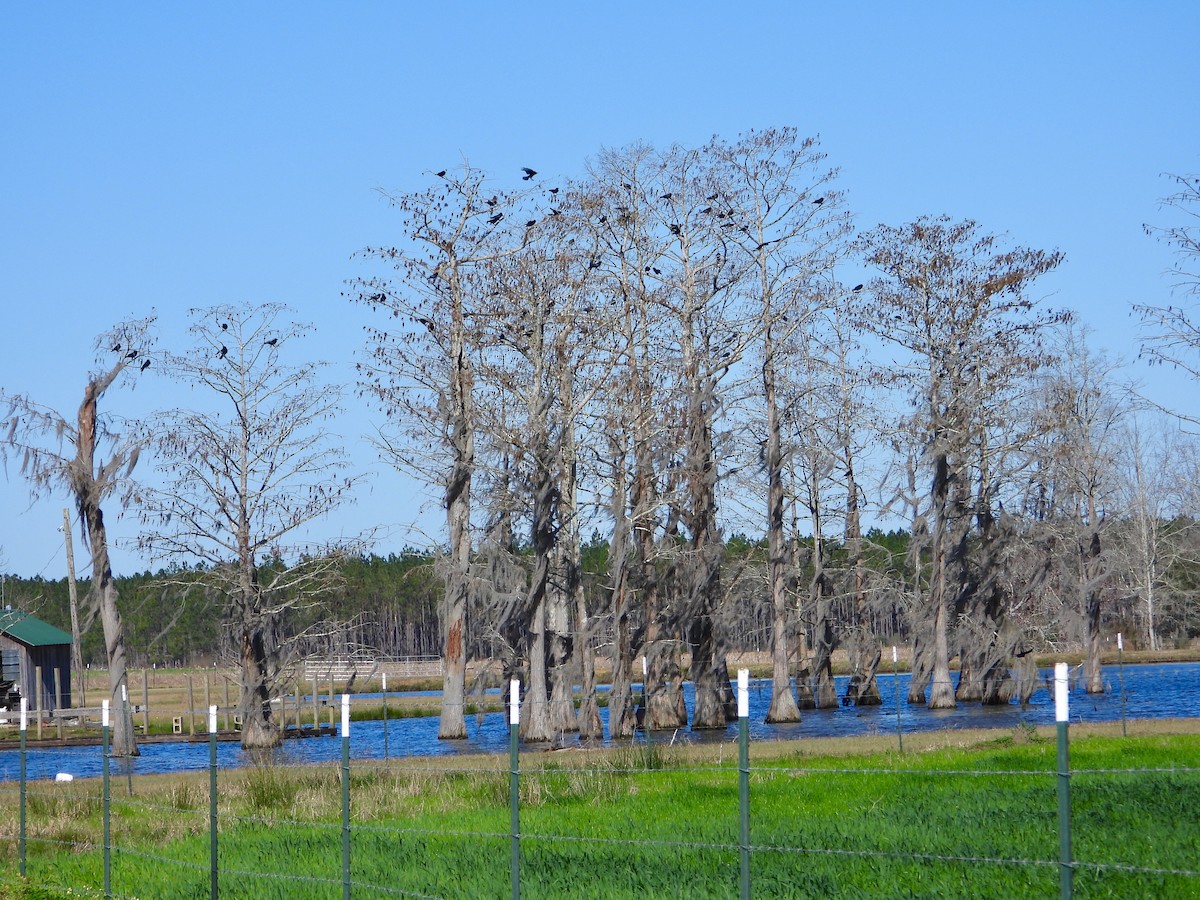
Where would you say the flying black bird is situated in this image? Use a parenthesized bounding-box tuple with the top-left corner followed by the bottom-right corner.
(488, 212, 504, 225)
(217, 345, 228, 359)
(111, 343, 121, 353)
(140, 359, 151, 371)
(125, 349, 138, 360)
(812, 197, 825, 205)
(521, 167, 537, 180)
(851, 283, 864, 293)
(436, 170, 447, 178)
(264, 338, 279, 346)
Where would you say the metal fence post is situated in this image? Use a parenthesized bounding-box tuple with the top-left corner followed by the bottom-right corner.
(382, 672, 389, 760)
(19, 697, 27, 877)
(893, 646, 903, 753)
(738, 668, 751, 900)
(342, 694, 351, 900)
(510, 678, 521, 900)
(102, 699, 112, 900)
(1055, 663, 1073, 900)
(209, 705, 218, 900)
(1117, 633, 1127, 738)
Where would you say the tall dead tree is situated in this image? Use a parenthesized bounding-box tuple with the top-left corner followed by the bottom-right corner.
(713, 127, 850, 722)
(1, 317, 155, 756)
(353, 166, 526, 740)
(857, 216, 1064, 708)
(136, 305, 358, 749)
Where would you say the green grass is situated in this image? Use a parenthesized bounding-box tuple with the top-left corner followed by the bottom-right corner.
(2, 728, 1199, 898)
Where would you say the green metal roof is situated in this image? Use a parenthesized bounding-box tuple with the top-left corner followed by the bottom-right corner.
(0, 609, 72, 647)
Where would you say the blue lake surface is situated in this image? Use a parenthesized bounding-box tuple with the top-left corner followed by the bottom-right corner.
(3, 662, 1196, 782)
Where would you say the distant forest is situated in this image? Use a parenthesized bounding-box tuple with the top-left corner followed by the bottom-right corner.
(3, 524, 1194, 672)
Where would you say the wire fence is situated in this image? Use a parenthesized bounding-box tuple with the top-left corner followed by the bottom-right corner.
(4, 666, 1200, 898)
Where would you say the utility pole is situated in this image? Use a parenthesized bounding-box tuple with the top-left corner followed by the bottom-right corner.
(63, 508, 85, 708)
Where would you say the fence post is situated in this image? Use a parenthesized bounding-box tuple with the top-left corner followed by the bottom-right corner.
(102, 699, 112, 900)
(382, 672, 389, 760)
(19, 698, 27, 877)
(54, 668, 63, 740)
(188, 675, 196, 737)
(142, 670, 150, 736)
(738, 668, 751, 900)
(342, 694, 351, 900)
(1055, 663, 1073, 900)
(510, 678, 521, 900)
(1117, 633, 1127, 738)
(35, 665, 42, 740)
(893, 646, 903, 753)
(209, 705, 218, 900)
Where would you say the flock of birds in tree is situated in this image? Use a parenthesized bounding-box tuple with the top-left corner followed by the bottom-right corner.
(431, 166, 837, 258)
(111, 324, 282, 371)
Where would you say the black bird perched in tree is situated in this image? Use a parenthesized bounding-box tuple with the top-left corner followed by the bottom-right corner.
(669, 223, 681, 235)
(111, 343, 121, 353)
(125, 349, 138, 360)
(812, 197, 824, 205)
(221, 322, 228, 330)
(851, 283, 864, 293)
(217, 345, 228, 360)
(525, 219, 536, 227)
(706, 193, 719, 201)
(548, 187, 559, 195)
(488, 212, 504, 225)
(700, 207, 713, 214)
(264, 338, 279, 346)
(436, 170, 447, 178)
(140, 359, 151, 371)
(659, 193, 673, 200)
(588, 258, 601, 269)
(486, 195, 498, 207)
(521, 167, 537, 180)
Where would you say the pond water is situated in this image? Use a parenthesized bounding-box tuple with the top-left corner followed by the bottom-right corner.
(3, 661, 1196, 782)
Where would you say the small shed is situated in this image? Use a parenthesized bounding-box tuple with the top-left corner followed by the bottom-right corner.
(0, 608, 73, 711)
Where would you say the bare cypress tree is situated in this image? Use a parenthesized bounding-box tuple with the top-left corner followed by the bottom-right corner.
(353, 166, 525, 739)
(713, 127, 850, 722)
(586, 143, 689, 731)
(1, 317, 154, 757)
(136, 305, 358, 749)
(857, 217, 1064, 708)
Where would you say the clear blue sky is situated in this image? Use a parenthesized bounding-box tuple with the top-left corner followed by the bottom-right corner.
(2, 3, 1196, 578)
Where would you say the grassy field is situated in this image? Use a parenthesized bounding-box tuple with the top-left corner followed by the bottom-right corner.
(1, 720, 1198, 898)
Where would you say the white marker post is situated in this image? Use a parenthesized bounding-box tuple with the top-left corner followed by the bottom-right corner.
(509, 679, 521, 899)
(893, 646, 903, 752)
(208, 704, 219, 898)
(1054, 662, 1072, 898)
(381, 672, 390, 759)
(341, 694, 351, 896)
(18, 697, 27, 875)
(737, 668, 751, 899)
(1116, 632, 1127, 737)
(101, 699, 111, 897)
